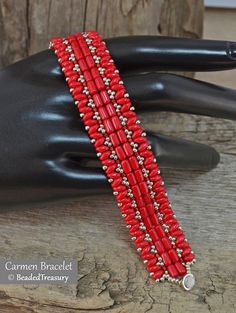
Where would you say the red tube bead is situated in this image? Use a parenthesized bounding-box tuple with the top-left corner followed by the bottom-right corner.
(95, 77, 105, 91)
(139, 207, 148, 219)
(127, 172, 137, 186)
(110, 133, 120, 147)
(103, 119, 114, 134)
(167, 264, 178, 278)
(115, 146, 126, 160)
(117, 129, 127, 143)
(162, 238, 172, 251)
(100, 90, 110, 104)
(136, 197, 145, 207)
(78, 59, 88, 71)
(86, 55, 95, 69)
(150, 214, 159, 226)
(106, 103, 116, 116)
(111, 116, 122, 130)
(155, 240, 165, 254)
(134, 169, 144, 183)
(175, 262, 187, 275)
(123, 142, 133, 157)
(139, 182, 149, 194)
(83, 70, 92, 81)
(87, 81, 97, 95)
(161, 252, 172, 266)
(132, 185, 141, 198)
(155, 226, 166, 238)
(93, 93, 103, 107)
(91, 67, 100, 78)
(129, 156, 139, 170)
(168, 249, 179, 263)
(149, 229, 159, 242)
(80, 44, 91, 56)
(143, 217, 152, 230)
(98, 107, 109, 120)
(121, 160, 132, 174)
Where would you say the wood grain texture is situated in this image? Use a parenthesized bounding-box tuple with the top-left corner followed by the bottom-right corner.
(0, 0, 28, 68)
(83, 0, 163, 37)
(28, 0, 87, 55)
(0, 150, 235, 312)
(0, 0, 204, 68)
(143, 112, 236, 156)
(159, 0, 204, 38)
(159, 0, 204, 77)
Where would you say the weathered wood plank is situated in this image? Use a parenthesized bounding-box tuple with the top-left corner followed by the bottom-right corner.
(0, 152, 235, 312)
(0, 0, 204, 68)
(159, 0, 204, 38)
(0, 0, 28, 67)
(84, 0, 163, 37)
(159, 0, 204, 77)
(27, 0, 87, 55)
(143, 112, 236, 155)
(28, 0, 163, 55)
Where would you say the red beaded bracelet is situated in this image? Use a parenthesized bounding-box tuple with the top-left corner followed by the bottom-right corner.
(50, 31, 196, 291)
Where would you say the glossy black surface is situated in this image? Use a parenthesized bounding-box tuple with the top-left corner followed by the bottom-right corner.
(0, 36, 236, 207)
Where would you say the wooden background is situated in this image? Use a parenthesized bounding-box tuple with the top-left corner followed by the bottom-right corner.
(0, 0, 203, 73)
(0, 1, 236, 313)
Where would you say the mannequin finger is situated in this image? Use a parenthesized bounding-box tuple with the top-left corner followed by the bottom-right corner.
(105, 36, 236, 73)
(124, 73, 236, 120)
(79, 133, 219, 170)
(15, 50, 236, 121)
(54, 128, 219, 170)
(46, 130, 95, 159)
(147, 133, 219, 170)
(51, 157, 109, 196)
(10, 37, 236, 79)
(2, 134, 220, 207)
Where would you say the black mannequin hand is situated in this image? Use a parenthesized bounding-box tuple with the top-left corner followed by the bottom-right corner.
(0, 36, 236, 207)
